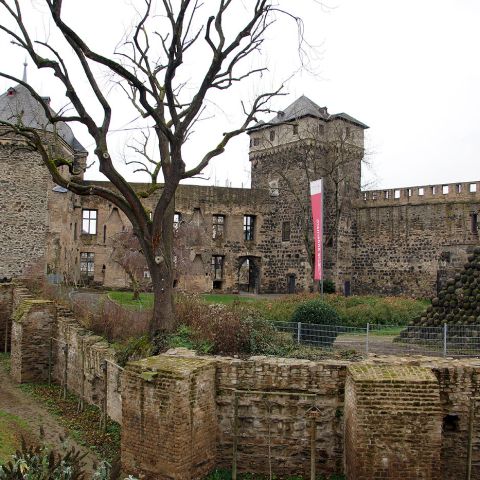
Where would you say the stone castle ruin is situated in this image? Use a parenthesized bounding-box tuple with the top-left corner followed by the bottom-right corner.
(1, 84, 479, 297)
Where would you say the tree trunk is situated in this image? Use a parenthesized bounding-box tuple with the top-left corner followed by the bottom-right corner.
(147, 197, 176, 335)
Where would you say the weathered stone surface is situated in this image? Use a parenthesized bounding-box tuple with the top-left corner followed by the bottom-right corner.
(121, 355, 217, 480)
(345, 365, 442, 480)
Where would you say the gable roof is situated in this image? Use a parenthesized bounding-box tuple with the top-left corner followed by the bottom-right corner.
(250, 95, 369, 131)
(0, 84, 87, 153)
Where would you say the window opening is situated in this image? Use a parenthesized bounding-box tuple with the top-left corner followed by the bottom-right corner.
(282, 221, 291, 242)
(471, 213, 478, 234)
(470, 183, 477, 193)
(173, 212, 181, 231)
(418, 187, 425, 196)
(212, 215, 225, 240)
(82, 209, 97, 234)
(211, 255, 224, 281)
(80, 252, 95, 280)
(394, 189, 400, 199)
(442, 185, 449, 194)
(269, 130, 275, 141)
(243, 215, 255, 241)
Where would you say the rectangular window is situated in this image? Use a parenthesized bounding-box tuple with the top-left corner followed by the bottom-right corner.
(456, 184, 462, 193)
(80, 252, 95, 279)
(432, 186, 437, 195)
(407, 188, 412, 197)
(212, 214, 225, 240)
(269, 179, 279, 197)
(211, 255, 224, 280)
(253, 137, 260, 147)
(82, 209, 97, 234)
(269, 130, 275, 141)
(472, 213, 478, 234)
(470, 183, 477, 193)
(293, 124, 298, 135)
(74, 222, 77, 240)
(418, 187, 425, 196)
(243, 215, 255, 241)
(173, 212, 181, 231)
(394, 189, 400, 199)
(318, 124, 325, 135)
(442, 185, 449, 194)
(144, 269, 151, 279)
(384, 190, 389, 200)
(282, 221, 291, 242)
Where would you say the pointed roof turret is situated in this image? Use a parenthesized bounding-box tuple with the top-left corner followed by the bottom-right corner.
(249, 95, 369, 131)
(0, 84, 87, 153)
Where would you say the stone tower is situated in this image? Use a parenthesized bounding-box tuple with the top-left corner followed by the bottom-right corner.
(248, 95, 368, 292)
(0, 84, 87, 281)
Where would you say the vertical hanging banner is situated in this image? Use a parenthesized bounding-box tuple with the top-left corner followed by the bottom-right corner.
(310, 179, 324, 281)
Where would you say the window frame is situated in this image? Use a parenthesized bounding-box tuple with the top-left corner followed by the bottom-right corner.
(211, 255, 224, 280)
(212, 214, 225, 240)
(81, 209, 97, 235)
(80, 252, 95, 279)
(243, 215, 255, 241)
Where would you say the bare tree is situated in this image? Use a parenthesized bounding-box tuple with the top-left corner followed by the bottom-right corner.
(0, 0, 307, 333)
(110, 229, 149, 301)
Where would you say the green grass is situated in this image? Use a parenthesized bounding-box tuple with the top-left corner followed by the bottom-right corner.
(0, 410, 30, 465)
(107, 290, 429, 327)
(19, 383, 121, 462)
(108, 290, 154, 310)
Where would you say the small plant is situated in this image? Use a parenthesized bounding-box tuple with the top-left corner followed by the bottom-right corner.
(291, 299, 340, 347)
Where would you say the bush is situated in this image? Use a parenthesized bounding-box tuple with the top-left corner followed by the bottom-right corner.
(291, 299, 340, 347)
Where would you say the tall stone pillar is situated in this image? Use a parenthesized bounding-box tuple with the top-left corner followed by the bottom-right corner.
(121, 354, 217, 480)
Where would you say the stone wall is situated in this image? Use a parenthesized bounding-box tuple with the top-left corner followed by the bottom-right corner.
(0, 283, 13, 351)
(0, 141, 50, 278)
(9, 286, 122, 423)
(121, 355, 217, 480)
(344, 365, 442, 480)
(352, 197, 480, 297)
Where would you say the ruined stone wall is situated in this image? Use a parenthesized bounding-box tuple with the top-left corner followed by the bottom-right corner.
(0, 283, 13, 351)
(214, 356, 347, 478)
(0, 142, 49, 278)
(51, 308, 123, 424)
(344, 365, 442, 480)
(352, 185, 480, 297)
(8, 285, 122, 423)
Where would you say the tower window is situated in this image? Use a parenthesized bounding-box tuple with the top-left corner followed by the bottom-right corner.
(82, 209, 97, 234)
(394, 189, 400, 199)
(470, 183, 477, 193)
(292, 124, 298, 135)
(442, 185, 449, 194)
(418, 187, 425, 196)
(253, 137, 260, 147)
(269, 130, 275, 141)
(243, 215, 255, 241)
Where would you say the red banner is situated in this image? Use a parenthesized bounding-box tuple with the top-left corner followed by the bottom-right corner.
(310, 179, 323, 281)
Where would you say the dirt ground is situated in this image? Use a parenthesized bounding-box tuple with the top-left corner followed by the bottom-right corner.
(0, 365, 99, 474)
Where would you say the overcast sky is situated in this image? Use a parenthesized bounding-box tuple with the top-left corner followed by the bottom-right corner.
(1, 0, 479, 190)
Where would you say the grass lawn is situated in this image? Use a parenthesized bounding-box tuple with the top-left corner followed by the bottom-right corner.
(108, 291, 256, 310)
(107, 290, 428, 327)
(0, 411, 30, 465)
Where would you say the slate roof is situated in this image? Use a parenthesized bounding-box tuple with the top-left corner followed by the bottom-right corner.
(0, 84, 87, 153)
(250, 95, 368, 131)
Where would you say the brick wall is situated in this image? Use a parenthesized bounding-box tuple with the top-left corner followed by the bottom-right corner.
(344, 365, 442, 480)
(121, 354, 217, 480)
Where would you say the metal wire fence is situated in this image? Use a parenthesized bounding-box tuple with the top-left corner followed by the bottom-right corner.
(273, 321, 480, 357)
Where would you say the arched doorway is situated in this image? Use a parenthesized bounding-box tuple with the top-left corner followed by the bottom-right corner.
(237, 256, 261, 293)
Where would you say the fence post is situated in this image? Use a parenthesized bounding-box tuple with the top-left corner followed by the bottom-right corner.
(297, 322, 301, 344)
(443, 323, 447, 358)
(366, 323, 370, 355)
(48, 337, 53, 386)
(62, 344, 68, 400)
